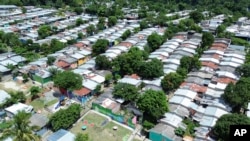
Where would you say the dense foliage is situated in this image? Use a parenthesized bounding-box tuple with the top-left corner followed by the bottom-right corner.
(49, 104, 81, 131)
(0, 111, 40, 141)
(54, 71, 83, 91)
(147, 33, 164, 52)
(138, 58, 164, 79)
(95, 55, 112, 70)
(222, 77, 250, 112)
(113, 83, 139, 102)
(92, 39, 109, 56)
(213, 114, 250, 141)
(161, 72, 183, 92)
(112, 47, 148, 76)
(137, 90, 168, 123)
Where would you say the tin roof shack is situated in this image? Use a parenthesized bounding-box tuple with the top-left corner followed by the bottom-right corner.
(32, 70, 52, 84)
(47, 129, 75, 141)
(0, 90, 11, 105)
(29, 113, 49, 130)
(5, 103, 33, 118)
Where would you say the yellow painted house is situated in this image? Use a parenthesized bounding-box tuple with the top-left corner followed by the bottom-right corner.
(70, 53, 86, 66)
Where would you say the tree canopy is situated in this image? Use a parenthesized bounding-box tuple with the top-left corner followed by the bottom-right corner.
(108, 16, 117, 27)
(38, 25, 52, 39)
(161, 72, 183, 92)
(0, 111, 40, 141)
(213, 114, 250, 141)
(147, 33, 164, 52)
(189, 11, 204, 23)
(54, 71, 83, 91)
(222, 77, 250, 111)
(92, 39, 109, 56)
(137, 90, 168, 122)
(95, 55, 112, 70)
(139, 58, 164, 79)
(113, 83, 139, 102)
(112, 47, 148, 76)
(49, 104, 81, 131)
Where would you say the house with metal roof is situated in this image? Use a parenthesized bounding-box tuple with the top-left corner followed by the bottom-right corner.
(0, 90, 11, 105)
(47, 129, 75, 141)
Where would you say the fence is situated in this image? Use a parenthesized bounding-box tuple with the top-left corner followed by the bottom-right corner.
(92, 103, 135, 129)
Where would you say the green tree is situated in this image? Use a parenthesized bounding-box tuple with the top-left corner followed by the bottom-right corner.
(104, 73, 113, 86)
(74, 7, 83, 15)
(139, 20, 148, 30)
(139, 58, 164, 79)
(95, 55, 112, 70)
(47, 56, 56, 66)
(21, 6, 27, 14)
(179, 56, 201, 72)
(189, 11, 204, 23)
(201, 32, 214, 48)
(86, 24, 96, 36)
(48, 67, 62, 80)
(113, 83, 139, 102)
(121, 30, 131, 40)
(92, 39, 109, 56)
(161, 72, 183, 92)
(147, 33, 164, 52)
(108, 16, 117, 27)
(77, 32, 84, 39)
(49, 104, 81, 131)
(112, 47, 148, 76)
(0, 111, 40, 141)
(0, 43, 8, 53)
(142, 120, 155, 130)
(29, 86, 41, 100)
(213, 114, 250, 141)
(222, 77, 250, 111)
(97, 17, 106, 30)
(54, 71, 82, 92)
(137, 90, 168, 122)
(236, 64, 250, 77)
(75, 133, 89, 141)
(76, 18, 84, 26)
(38, 25, 52, 39)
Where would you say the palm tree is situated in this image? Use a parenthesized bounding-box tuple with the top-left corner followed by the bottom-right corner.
(0, 111, 40, 141)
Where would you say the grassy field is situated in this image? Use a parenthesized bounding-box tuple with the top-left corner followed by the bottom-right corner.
(70, 111, 133, 141)
(30, 98, 58, 111)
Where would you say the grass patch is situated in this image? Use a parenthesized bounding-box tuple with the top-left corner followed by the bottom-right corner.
(45, 99, 58, 106)
(30, 99, 45, 111)
(70, 111, 132, 141)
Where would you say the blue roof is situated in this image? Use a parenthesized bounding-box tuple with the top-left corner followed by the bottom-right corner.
(47, 129, 75, 141)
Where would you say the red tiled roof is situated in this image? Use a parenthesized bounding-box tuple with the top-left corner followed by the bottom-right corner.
(74, 42, 84, 48)
(74, 88, 91, 96)
(56, 60, 70, 68)
(202, 61, 218, 70)
(210, 46, 225, 51)
(217, 77, 237, 84)
(180, 82, 207, 93)
(212, 43, 227, 48)
(118, 42, 133, 47)
(130, 74, 140, 79)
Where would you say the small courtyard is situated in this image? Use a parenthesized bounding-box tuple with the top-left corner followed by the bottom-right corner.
(70, 111, 133, 141)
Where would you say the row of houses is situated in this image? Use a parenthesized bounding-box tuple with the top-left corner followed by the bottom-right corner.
(0, 7, 57, 30)
(226, 17, 250, 41)
(149, 38, 245, 141)
(200, 14, 225, 33)
(0, 52, 27, 75)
